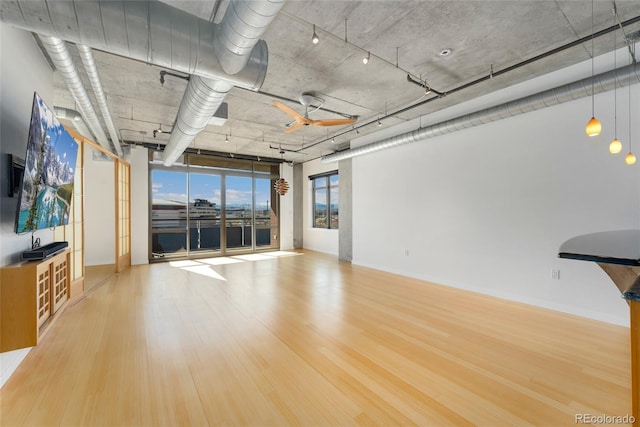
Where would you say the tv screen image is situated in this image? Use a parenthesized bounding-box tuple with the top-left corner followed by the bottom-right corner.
(16, 93, 79, 234)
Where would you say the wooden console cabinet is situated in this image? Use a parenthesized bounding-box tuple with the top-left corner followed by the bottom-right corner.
(1, 249, 70, 352)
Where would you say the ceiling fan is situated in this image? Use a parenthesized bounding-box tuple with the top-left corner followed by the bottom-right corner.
(273, 92, 357, 134)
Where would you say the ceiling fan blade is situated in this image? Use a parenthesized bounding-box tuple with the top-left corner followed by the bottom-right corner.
(311, 118, 357, 127)
(272, 100, 305, 122)
(284, 121, 306, 134)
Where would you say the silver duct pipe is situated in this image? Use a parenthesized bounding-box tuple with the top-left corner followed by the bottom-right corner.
(53, 106, 93, 142)
(322, 61, 640, 164)
(162, 77, 233, 166)
(39, 36, 113, 153)
(162, 0, 285, 166)
(0, 0, 268, 90)
(76, 45, 123, 157)
(213, 0, 285, 75)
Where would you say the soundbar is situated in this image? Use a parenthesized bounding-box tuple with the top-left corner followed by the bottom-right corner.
(21, 241, 68, 261)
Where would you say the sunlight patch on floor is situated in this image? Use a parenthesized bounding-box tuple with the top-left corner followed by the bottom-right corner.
(260, 251, 301, 258)
(168, 251, 302, 281)
(169, 260, 203, 268)
(232, 254, 274, 262)
(198, 257, 244, 266)
(182, 265, 227, 281)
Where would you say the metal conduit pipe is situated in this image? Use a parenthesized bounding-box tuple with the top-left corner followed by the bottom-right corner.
(76, 45, 123, 157)
(38, 36, 113, 153)
(53, 106, 93, 143)
(213, 0, 285, 75)
(0, 0, 268, 90)
(162, 77, 233, 166)
(162, 0, 285, 166)
(322, 61, 640, 164)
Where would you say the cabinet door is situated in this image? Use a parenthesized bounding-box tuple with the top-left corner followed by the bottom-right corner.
(52, 256, 69, 314)
(36, 264, 51, 329)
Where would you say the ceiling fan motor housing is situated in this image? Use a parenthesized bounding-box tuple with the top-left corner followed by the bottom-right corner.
(299, 92, 324, 107)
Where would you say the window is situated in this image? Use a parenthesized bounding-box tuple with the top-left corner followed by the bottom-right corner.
(149, 155, 280, 260)
(311, 171, 338, 229)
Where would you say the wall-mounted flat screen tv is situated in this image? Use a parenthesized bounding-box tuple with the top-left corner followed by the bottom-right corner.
(15, 93, 79, 234)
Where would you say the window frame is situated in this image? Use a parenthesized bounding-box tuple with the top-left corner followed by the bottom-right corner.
(310, 170, 338, 229)
(148, 154, 281, 260)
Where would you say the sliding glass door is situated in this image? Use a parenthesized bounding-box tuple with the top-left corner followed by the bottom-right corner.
(149, 158, 280, 260)
(189, 173, 221, 253)
(225, 175, 252, 251)
(150, 170, 188, 259)
(255, 177, 277, 248)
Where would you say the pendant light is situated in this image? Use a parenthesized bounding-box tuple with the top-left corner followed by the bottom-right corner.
(586, 0, 601, 137)
(610, 139, 622, 154)
(609, 8, 622, 154)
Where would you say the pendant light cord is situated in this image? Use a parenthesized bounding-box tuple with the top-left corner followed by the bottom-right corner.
(591, 0, 596, 116)
(613, 5, 617, 138)
(630, 50, 633, 153)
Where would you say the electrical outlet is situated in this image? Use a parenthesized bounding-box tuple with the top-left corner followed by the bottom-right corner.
(552, 269, 560, 280)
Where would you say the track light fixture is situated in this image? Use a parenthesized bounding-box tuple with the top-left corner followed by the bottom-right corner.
(377, 118, 382, 127)
(312, 24, 319, 45)
(152, 125, 171, 138)
(331, 137, 335, 144)
(363, 51, 370, 64)
(225, 134, 229, 143)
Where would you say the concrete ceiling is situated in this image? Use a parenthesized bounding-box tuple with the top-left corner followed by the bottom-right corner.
(48, 0, 640, 163)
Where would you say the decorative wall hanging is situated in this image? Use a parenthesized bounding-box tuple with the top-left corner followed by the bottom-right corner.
(274, 178, 290, 196)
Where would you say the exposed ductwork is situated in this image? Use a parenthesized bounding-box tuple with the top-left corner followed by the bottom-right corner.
(161, 0, 285, 166)
(213, 0, 285, 75)
(53, 106, 93, 142)
(162, 77, 233, 166)
(38, 35, 113, 153)
(0, 0, 269, 90)
(76, 44, 123, 157)
(322, 61, 640, 164)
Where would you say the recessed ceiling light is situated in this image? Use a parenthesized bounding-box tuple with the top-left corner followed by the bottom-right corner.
(439, 48, 452, 57)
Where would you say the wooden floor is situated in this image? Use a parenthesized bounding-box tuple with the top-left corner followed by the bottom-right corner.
(0, 250, 632, 426)
(84, 264, 116, 293)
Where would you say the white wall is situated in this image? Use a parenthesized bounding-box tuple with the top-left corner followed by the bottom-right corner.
(279, 163, 294, 250)
(84, 149, 116, 266)
(302, 158, 339, 255)
(0, 24, 54, 266)
(350, 61, 640, 326)
(129, 146, 149, 265)
(0, 23, 54, 387)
